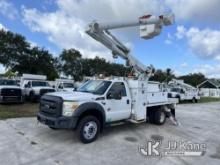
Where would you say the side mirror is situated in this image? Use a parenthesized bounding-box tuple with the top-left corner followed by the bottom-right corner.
(59, 86, 63, 89)
(24, 84, 29, 88)
(52, 85, 55, 88)
(107, 91, 122, 100)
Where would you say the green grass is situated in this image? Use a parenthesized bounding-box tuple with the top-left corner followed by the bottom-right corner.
(180, 97, 220, 104)
(0, 103, 39, 120)
(198, 97, 220, 103)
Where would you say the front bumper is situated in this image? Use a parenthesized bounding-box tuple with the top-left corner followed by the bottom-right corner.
(37, 112, 78, 129)
(0, 96, 23, 103)
(34, 94, 41, 101)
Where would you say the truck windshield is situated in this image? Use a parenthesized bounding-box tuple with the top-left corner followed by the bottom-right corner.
(32, 81, 49, 87)
(77, 80, 111, 95)
(0, 79, 17, 86)
(63, 83, 74, 88)
(171, 88, 181, 93)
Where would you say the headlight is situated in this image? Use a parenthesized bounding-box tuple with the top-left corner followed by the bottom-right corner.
(62, 101, 79, 117)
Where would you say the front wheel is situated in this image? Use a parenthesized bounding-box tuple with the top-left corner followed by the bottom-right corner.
(29, 92, 36, 102)
(77, 116, 100, 143)
(49, 126, 58, 130)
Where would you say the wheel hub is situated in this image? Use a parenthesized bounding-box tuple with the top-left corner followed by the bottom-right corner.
(160, 112, 165, 123)
(83, 121, 97, 140)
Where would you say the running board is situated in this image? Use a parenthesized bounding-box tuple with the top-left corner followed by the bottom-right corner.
(110, 121, 126, 127)
(127, 119, 146, 124)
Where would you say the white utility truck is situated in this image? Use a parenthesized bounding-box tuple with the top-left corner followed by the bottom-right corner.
(55, 79, 75, 92)
(0, 79, 23, 103)
(168, 79, 200, 103)
(37, 13, 178, 143)
(21, 74, 55, 102)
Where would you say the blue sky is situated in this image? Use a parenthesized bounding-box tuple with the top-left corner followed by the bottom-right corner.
(0, 0, 220, 78)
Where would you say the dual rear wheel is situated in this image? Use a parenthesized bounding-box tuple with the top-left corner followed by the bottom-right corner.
(149, 108, 167, 125)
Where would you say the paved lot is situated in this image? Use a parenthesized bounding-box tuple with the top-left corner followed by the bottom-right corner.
(0, 102, 220, 165)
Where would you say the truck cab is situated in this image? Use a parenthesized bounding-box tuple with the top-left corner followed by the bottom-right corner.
(168, 87, 186, 101)
(21, 74, 56, 102)
(0, 79, 23, 103)
(55, 79, 75, 92)
(37, 78, 177, 143)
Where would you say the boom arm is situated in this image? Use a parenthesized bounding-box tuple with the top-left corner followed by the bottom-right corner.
(86, 13, 174, 78)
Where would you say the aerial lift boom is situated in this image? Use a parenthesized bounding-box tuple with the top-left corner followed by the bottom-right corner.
(86, 13, 174, 79)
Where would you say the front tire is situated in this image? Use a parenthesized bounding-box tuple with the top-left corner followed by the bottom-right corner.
(49, 126, 58, 130)
(29, 92, 36, 102)
(153, 109, 166, 125)
(77, 116, 100, 143)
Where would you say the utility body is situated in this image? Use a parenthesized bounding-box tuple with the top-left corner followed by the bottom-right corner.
(37, 13, 177, 143)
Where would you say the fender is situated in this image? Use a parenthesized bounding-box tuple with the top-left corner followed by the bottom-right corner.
(29, 90, 35, 96)
(176, 94, 180, 99)
(73, 102, 106, 125)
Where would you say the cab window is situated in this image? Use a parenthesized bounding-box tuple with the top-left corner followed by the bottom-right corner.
(27, 81, 31, 88)
(58, 83, 63, 89)
(108, 82, 127, 97)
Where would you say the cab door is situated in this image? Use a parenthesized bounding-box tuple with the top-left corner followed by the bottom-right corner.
(104, 82, 131, 122)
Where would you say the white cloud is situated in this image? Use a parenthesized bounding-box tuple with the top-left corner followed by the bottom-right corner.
(29, 40, 38, 48)
(21, 0, 220, 64)
(176, 26, 220, 60)
(173, 70, 182, 77)
(0, 22, 7, 30)
(165, 0, 220, 24)
(0, 0, 18, 19)
(193, 64, 220, 78)
(180, 62, 188, 68)
(21, 0, 167, 61)
(175, 26, 186, 39)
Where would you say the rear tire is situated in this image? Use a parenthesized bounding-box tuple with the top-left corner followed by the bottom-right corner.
(77, 116, 100, 144)
(153, 109, 166, 125)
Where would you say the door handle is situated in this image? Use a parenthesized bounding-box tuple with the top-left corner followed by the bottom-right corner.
(127, 99, 130, 104)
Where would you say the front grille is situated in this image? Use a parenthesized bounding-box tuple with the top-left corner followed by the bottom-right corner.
(40, 89, 55, 96)
(40, 95, 63, 117)
(2, 96, 22, 102)
(1, 88, 22, 96)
